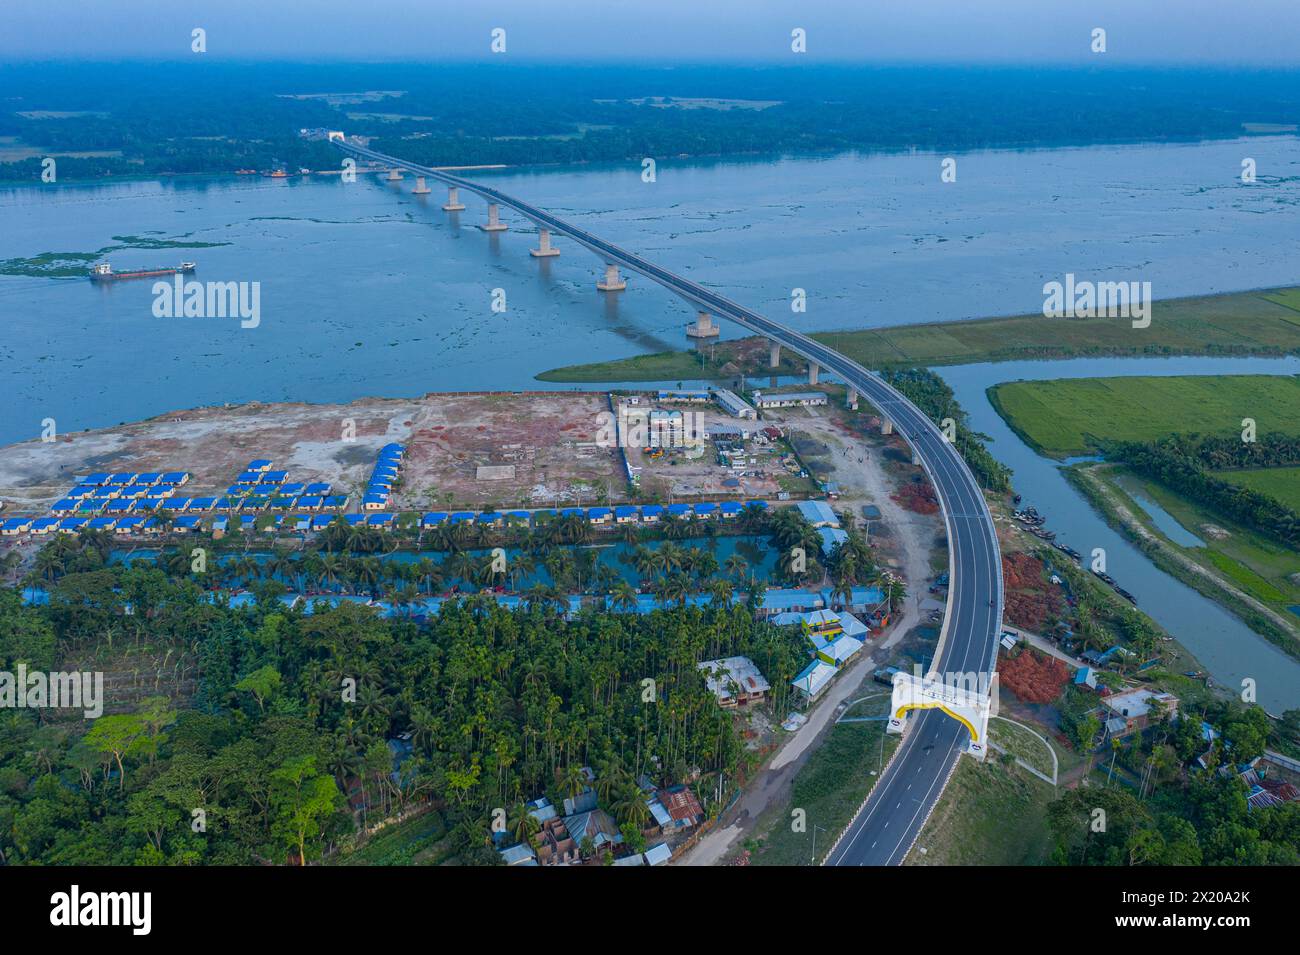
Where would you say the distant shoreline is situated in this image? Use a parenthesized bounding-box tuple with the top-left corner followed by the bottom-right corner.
(3, 130, 1297, 188)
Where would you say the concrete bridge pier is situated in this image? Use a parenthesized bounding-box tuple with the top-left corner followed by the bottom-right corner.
(769, 341, 781, 367)
(846, 386, 859, 410)
(881, 418, 894, 435)
(687, 311, 719, 339)
(530, 228, 560, 257)
(386, 167, 403, 181)
(412, 176, 431, 195)
(596, 263, 627, 291)
(808, 362, 820, 385)
(480, 203, 508, 232)
(442, 187, 466, 212)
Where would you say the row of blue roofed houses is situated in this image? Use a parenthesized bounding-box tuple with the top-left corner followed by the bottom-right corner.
(2, 457, 349, 537)
(362, 444, 406, 511)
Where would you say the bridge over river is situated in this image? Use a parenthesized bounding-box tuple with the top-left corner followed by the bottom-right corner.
(334, 139, 1005, 865)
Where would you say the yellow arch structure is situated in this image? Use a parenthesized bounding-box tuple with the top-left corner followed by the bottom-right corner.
(894, 702, 980, 743)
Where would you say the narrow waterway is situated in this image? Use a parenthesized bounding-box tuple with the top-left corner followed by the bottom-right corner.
(937, 355, 1300, 712)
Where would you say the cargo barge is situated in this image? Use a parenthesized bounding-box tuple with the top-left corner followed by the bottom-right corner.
(89, 262, 196, 282)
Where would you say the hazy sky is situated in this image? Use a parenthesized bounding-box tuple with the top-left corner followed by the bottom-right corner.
(6, 0, 1299, 64)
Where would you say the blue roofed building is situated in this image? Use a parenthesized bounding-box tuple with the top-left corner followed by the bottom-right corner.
(818, 526, 849, 556)
(797, 500, 839, 528)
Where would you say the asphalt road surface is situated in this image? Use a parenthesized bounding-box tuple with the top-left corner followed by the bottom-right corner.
(337, 141, 1005, 865)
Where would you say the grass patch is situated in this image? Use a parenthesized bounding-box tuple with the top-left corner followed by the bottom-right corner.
(1203, 550, 1289, 603)
(989, 374, 1300, 458)
(537, 350, 721, 383)
(1216, 465, 1300, 512)
(747, 720, 897, 866)
(988, 718, 1058, 780)
(906, 755, 1058, 865)
(538, 286, 1300, 382)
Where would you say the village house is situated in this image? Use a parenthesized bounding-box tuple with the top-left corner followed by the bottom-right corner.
(1100, 687, 1179, 738)
(697, 656, 771, 708)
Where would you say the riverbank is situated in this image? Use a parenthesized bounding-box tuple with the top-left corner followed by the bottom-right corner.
(537, 285, 1300, 382)
(938, 356, 1300, 713)
(1066, 463, 1300, 660)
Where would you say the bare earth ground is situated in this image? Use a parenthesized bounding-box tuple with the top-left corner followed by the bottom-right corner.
(392, 391, 620, 510)
(0, 391, 631, 514)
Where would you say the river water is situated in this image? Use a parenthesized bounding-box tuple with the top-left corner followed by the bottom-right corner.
(938, 355, 1300, 712)
(4, 138, 1300, 706)
(3, 135, 1300, 445)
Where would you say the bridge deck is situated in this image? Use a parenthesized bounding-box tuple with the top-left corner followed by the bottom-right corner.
(335, 140, 1005, 866)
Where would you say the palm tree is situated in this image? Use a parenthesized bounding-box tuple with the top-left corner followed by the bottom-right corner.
(559, 763, 587, 801)
(612, 785, 651, 829)
(414, 556, 443, 595)
(723, 553, 749, 581)
(610, 579, 638, 613)
(507, 551, 537, 591)
(660, 572, 691, 608)
(507, 802, 541, 845)
(446, 551, 476, 588)
(524, 582, 555, 613)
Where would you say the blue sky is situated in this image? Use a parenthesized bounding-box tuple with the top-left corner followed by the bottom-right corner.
(4, 0, 1299, 64)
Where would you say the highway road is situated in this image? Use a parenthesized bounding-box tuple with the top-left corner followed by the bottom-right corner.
(335, 140, 1005, 865)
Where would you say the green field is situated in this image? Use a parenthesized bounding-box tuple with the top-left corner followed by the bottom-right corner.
(538, 286, 1300, 382)
(1218, 465, 1300, 512)
(989, 374, 1300, 458)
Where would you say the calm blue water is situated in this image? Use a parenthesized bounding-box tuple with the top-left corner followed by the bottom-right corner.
(3, 136, 1300, 445)
(938, 355, 1300, 712)
(1119, 479, 1207, 548)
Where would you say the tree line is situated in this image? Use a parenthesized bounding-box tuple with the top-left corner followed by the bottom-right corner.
(1108, 434, 1300, 548)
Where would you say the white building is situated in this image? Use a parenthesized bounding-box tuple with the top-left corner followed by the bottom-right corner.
(713, 389, 757, 419)
(753, 391, 829, 409)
